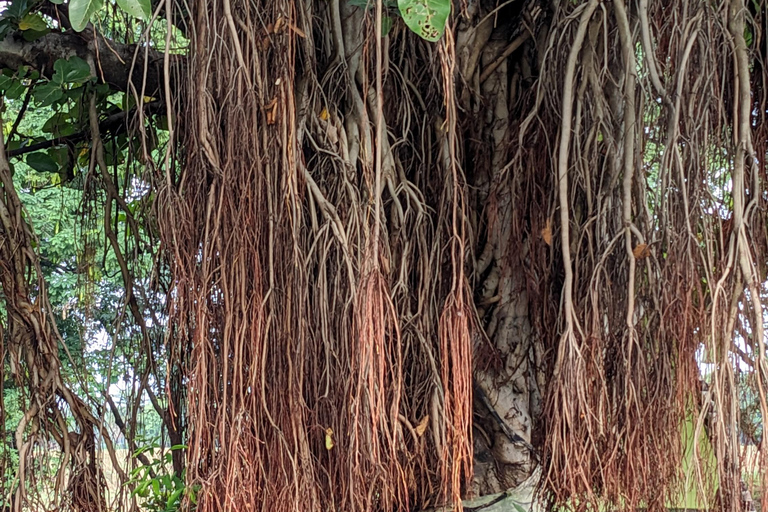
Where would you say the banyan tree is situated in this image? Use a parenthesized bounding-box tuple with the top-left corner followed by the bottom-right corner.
(0, 0, 766, 511)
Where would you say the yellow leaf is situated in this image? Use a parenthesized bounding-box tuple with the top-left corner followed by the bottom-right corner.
(19, 13, 47, 32)
(415, 415, 429, 437)
(324, 427, 334, 450)
(632, 243, 650, 259)
(273, 16, 285, 33)
(319, 108, 329, 121)
(541, 219, 552, 246)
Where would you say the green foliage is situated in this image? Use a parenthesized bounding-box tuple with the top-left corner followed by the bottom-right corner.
(397, 0, 450, 41)
(0, 53, 158, 364)
(69, 0, 105, 32)
(2, 0, 30, 20)
(53, 57, 92, 84)
(26, 152, 58, 173)
(18, 12, 47, 32)
(1, 387, 22, 499)
(116, 0, 152, 21)
(347, 0, 450, 40)
(0, 69, 29, 100)
(69, 0, 153, 31)
(127, 445, 196, 512)
(0, 0, 34, 40)
(0, 0, 179, 503)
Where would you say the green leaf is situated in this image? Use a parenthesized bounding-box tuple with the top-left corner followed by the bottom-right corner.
(68, 0, 104, 32)
(53, 57, 92, 84)
(156, 115, 169, 131)
(48, 147, 70, 169)
(397, 0, 450, 41)
(33, 83, 63, 106)
(116, 0, 151, 20)
(42, 112, 76, 136)
(94, 82, 111, 98)
(22, 28, 50, 41)
(2, 78, 26, 100)
(166, 488, 183, 509)
(134, 480, 150, 498)
(4, 0, 30, 21)
(151, 479, 160, 496)
(26, 152, 59, 173)
(0, 19, 14, 40)
(382, 15, 392, 36)
(18, 12, 47, 31)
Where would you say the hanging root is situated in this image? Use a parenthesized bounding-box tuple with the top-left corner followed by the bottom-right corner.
(159, 1, 475, 511)
(517, 0, 768, 509)
(0, 113, 111, 511)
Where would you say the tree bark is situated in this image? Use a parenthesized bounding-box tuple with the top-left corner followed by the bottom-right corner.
(0, 30, 170, 98)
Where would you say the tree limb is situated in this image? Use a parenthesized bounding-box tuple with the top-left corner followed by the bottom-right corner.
(104, 393, 156, 476)
(6, 102, 164, 158)
(0, 30, 176, 98)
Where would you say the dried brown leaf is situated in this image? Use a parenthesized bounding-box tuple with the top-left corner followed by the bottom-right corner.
(542, 219, 552, 246)
(415, 415, 429, 437)
(632, 244, 650, 259)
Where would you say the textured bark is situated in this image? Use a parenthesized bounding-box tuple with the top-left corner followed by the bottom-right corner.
(0, 30, 170, 97)
(458, 6, 545, 494)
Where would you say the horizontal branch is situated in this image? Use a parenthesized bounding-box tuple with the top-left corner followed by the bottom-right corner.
(0, 29, 176, 99)
(7, 102, 164, 159)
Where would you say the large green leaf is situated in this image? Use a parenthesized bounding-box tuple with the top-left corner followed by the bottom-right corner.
(33, 83, 63, 106)
(0, 74, 26, 99)
(116, 0, 151, 20)
(22, 27, 51, 41)
(42, 112, 78, 137)
(68, 0, 104, 32)
(166, 488, 183, 510)
(4, 0, 31, 21)
(397, 0, 450, 41)
(53, 57, 92, 84)
(26, 152, 59, 173)
(0, 19, 14, 40)
(18, 13, 47, 31)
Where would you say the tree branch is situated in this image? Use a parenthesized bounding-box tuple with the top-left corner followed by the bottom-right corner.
(6, 102, 164, 158)
(0, 30, 176, 99)
(104, 393, 156, 476)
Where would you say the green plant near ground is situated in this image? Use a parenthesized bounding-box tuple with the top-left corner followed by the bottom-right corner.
(126, 444, 197, 512)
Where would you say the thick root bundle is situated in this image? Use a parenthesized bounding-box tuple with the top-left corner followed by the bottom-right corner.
(161, 1, 473, 510)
